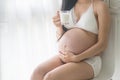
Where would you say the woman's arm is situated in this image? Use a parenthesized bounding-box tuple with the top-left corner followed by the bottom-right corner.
(56, 25, 68, 41)
(53, 11, 67, 41)
(56, 27, 65, 41)
(74, 1, 111, 61)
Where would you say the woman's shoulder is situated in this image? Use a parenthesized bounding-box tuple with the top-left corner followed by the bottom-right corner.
(94, 0, 110, 16)
(94, 0, 109, 10)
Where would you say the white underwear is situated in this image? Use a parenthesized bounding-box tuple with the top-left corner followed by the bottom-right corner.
(84, 56, 102, 77)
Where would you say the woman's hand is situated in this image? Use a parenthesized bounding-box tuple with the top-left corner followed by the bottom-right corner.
(52, 11, 62, 28)
(59, 47, 81, 63)
(53, 11, 65, 41)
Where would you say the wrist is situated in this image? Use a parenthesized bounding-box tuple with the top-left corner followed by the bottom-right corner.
(56, 27, 65, 34)
(56, 27, 65, 41)
(56, 26, 63, 30)
(73, 55, 82, 62)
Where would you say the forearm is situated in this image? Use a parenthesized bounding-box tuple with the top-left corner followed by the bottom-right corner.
(75, 42, 107, 61)
(56, 26, 65, 41)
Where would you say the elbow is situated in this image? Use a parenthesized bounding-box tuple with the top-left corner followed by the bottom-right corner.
(100, 43, 107, 52)
(97, 41, 108, 52)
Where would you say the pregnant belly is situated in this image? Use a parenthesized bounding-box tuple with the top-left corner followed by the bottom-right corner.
(58, 28, 98, 55)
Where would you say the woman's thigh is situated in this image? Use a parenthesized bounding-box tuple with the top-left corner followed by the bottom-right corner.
(43, 62, 94, 80)
(32, 54, 64, 76)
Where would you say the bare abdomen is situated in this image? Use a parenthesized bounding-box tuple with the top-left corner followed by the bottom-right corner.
(58, 28, 98, 55)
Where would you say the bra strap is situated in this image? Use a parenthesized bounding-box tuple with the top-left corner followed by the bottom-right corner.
(91, 0, 94, 11)
(91, 0, 94, 7)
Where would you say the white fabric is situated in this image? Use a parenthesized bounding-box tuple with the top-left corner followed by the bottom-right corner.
(65, 3, 98, 34)
(84, 56, 102, 77)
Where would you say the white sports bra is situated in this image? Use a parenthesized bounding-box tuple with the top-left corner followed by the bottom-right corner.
(64, 0, 98, 34)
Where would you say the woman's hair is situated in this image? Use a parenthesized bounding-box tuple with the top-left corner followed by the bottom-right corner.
(61, 0, 77, 31)
(61, 0, 77, 10)
(57, 0, 77, 41)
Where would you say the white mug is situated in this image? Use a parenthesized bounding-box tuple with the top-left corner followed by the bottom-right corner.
(60, 10, 70, 25)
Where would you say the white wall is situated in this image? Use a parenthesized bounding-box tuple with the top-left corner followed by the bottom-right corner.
(106, 0, 120, 79)
(112, 15, 120, 80)
(0, 0, 6, 79)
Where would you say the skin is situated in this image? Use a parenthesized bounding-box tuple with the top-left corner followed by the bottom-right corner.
(58, 28, 98, 55)
(31, 0, 111, 80)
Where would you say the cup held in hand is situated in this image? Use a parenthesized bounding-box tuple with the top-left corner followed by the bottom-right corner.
(60, 10, 70, 25)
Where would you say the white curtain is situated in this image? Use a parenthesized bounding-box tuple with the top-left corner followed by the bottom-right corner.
(0, 0, 62, 80)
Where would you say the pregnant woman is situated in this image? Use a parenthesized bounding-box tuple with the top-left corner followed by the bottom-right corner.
(31, 0, 111, 80)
